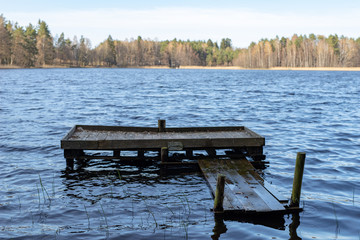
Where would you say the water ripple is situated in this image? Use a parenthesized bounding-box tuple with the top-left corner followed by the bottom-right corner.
(0, 69, 360, 239)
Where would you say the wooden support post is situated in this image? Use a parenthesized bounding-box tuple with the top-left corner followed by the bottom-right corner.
(206, 149, 216, 157)
(186, 149, 193, 158)
(114, 150, 120, 157)
(158, 119, 166, 132)
(138, 150, 144, 158)
(66, 158, 74, 170)
(290, 152, 306, 207)
(213, 174, 225, 213)
(246, 147, 266, 161)
(161, 147, 168, 163)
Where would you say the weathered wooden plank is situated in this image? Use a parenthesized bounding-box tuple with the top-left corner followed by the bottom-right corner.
(224, 179, 255, 211)
(225, 160, 285, 210)
(61, 125, 77, 140)
(200, 159, 267, 212)
(263, 181, 288, 203)
(84, 131, 100, 140)
(226, 159, 288, 203)
(200, 166, 235, 210)
(219, 160, 269, 211)
(199, 159, 252, 211)
(62, 138, 263, 150)
(71, 125, 247, 133)
(62, 125, 265, 150)
(96, 131, 109, 141)
(199, 158, 241, 210)
(224, 161, 285, 211)
(199, 159, 286, 213)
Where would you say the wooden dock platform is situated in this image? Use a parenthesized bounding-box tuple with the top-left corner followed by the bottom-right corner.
(198, 159, 300, 215)
(60, 121, 303, 217)
(61, 123, 266, 168)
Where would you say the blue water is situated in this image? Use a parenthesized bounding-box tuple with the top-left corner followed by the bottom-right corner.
(0, 68, 359, 239)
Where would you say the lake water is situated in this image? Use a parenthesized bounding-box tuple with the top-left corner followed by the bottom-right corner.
(0, 68, 359, 239)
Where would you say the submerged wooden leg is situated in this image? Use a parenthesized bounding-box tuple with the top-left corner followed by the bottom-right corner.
(66, 158, 74, 170)
(206, 149, 216, 157)
(138, 150, 144, 158)
(186, 149, 193, 158)
(161, 147, 168, 163)
(114, 150, 120, 157)
(246, 147, 266, 161)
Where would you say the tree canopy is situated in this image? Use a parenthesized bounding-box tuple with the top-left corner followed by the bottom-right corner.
(1, 15, 360, 68)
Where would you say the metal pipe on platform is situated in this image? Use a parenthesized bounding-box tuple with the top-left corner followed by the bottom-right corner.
(290, 152, 306, 207)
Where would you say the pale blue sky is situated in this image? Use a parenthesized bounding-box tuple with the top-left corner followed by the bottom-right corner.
(1, 0, 360, 47)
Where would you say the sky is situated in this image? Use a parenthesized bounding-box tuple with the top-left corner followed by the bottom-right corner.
(1, 0, 360, 48)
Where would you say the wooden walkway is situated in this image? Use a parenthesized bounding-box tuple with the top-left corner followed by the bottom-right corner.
(198, 158, 294, 215)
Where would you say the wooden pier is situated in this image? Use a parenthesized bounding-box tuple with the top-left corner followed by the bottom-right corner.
(60, 120, 303, 216)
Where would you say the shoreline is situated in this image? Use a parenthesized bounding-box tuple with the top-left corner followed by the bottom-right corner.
(179, 66, 360, 71)
(1, 65, 360, 71)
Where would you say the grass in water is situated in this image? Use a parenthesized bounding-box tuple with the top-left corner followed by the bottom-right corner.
(117, 170, 122, 180)
(52, 174, 56, 197)
(100, 202, 109, 229)
(165, 204, 175, 218)
(182, 193, 191, 215)
(143, 198, 158, 227)
(182, 221, 189, 240)
(38, 174, 51, 203)
(36, 183, 41, 205)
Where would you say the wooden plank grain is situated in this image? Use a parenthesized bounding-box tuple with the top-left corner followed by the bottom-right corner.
(199, 165, 235, 210)
(61, 125, 265, 156)
(220, 162, 271, 212)
(226, 160, 285, 211)
(230, 157, 288, 203)
(228, 168, 284, 212)
(199, 159, 256, 212)
(199, 159, 286, 213)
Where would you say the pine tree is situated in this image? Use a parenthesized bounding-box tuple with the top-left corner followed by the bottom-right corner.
(104, 35, 116, 66)
(0, 15, 12, 64)
(11, 25, 27, 66)
(56, 32, 66, 63)
(36, 20, 54, 66)
(24, 24, 37, 67)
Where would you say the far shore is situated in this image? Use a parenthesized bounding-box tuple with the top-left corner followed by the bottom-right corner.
(178, 66, 360, 71)
(1, 64, 360, 71)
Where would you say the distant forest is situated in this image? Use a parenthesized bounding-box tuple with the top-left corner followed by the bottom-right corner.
(1, 15, 360, 68)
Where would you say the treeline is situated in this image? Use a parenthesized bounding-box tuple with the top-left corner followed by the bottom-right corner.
(234, 34, 360, 68)
(1, 15, 360, 68)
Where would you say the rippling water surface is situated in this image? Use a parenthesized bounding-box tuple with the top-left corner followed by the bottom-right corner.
(0, 68, 359, 239)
